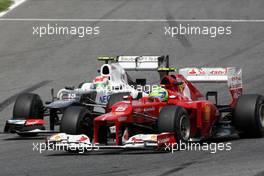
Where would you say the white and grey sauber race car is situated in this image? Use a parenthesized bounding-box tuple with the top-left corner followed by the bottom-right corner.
(4, 55, 171, 136)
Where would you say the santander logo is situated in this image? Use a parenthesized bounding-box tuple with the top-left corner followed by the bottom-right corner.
(188, 68, 206, 75)
(188, 68, 197, 75)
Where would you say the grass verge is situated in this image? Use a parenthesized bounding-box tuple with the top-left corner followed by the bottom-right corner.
(0, 0, 12, 12)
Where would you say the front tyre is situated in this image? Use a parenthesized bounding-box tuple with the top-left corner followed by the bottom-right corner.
(12, 93, 44, 137)
(13, 93, 44, 120)
(60, 106, 93, 138)
(234, 94, 264, 138)
(158, 105, 190, 143)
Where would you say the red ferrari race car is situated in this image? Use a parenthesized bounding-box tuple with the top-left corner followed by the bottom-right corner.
(47, 67, 264, 152)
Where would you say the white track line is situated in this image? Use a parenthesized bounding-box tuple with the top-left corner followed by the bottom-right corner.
(0, 0, 27, 17)
(0, 18, 264, 22)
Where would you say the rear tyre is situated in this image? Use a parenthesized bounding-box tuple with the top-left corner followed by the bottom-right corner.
(234, 94, 264, 138)
(13, 93, 44, 120)
(60, 106, 93, 139)
(158, 105, 190, 143)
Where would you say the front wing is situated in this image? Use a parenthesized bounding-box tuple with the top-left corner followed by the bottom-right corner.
(46, 133, 176, 152)
(4, 119, 59, 135)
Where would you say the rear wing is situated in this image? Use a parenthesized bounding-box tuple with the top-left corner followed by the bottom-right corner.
(98, 55, 173, 79)
(179, 67, 242, 106)
(179, 67, 242, 88)
(97, 55, 170, 71)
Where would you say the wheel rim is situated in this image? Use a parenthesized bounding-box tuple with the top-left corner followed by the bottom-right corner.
(179, 115, 190, 141)
(259, 104, 264, 127)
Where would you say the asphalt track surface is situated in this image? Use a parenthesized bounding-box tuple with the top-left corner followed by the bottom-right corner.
(1, 0, 264, 175)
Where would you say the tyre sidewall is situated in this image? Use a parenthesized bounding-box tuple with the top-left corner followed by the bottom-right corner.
(158, 105, 190, 143)
(13, 93, 43, 120)
(235, 94, 264, 137)
(60, 106, 92, 136)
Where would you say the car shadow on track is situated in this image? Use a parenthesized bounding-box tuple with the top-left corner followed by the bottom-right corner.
(43, 137, 242, 156)
(3, 136, 45, 140)
(45, 150, 169, 156)
(204, 135, 239, 143)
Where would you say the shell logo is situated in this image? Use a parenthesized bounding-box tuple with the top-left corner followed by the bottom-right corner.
(159, 107, 162, 112)
(150, 135, 157, 141)
(203, 104, 211, 122)
(54, 135, 61, 141)
(178, 83, 185, 93)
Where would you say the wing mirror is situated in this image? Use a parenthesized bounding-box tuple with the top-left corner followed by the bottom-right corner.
(136, 79, 146, 86)
(123, 95, 133, 103)
(65, 86, 74, 90)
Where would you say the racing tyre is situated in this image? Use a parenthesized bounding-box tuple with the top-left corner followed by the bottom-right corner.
(13, 93, 44, 120)
(107, 92, 129, 110)
(234, 94, 264, 138)
(60, 106, 93, 138)
(158, 105, 190, 143)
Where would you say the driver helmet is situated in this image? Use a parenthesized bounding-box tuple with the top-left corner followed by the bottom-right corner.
(149, 86, 168, 101)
